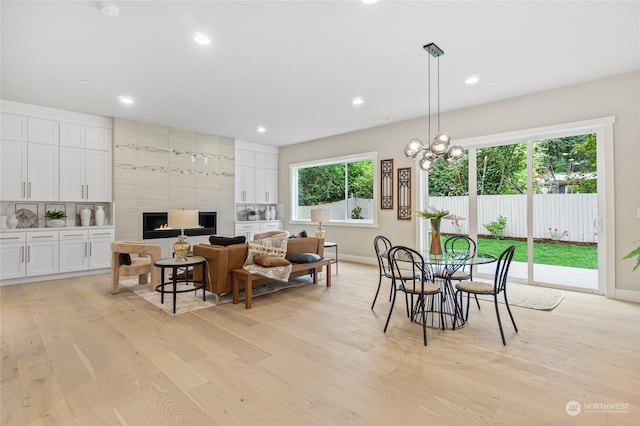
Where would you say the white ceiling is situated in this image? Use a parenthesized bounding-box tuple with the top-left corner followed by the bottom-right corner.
(2, 1, 639, 147)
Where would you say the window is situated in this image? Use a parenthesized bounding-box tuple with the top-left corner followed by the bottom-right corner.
(290, 152, 376, 224)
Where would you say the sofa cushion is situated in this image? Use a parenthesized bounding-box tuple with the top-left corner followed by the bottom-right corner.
(286, 253, 324, 264)
(244, 233, 290, 266)
(209, 235, 246, 246)
(253, 255, 292, 267)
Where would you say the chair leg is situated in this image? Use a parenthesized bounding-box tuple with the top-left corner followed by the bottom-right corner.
(494, 296, 507, 345)
(383, 289, 397, 333)
(474, 294, 481, 309)
(503, 291, 518, 333)
(420, 296, 427, 346)
(371, 275, 383, 309)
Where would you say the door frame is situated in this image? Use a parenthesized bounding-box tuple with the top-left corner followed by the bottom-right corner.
(417, 116, 615, 296)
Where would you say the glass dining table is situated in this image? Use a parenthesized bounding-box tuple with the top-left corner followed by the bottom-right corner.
(390, 250, 498, 329)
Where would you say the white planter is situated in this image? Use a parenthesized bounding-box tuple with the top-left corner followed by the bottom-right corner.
(248, 215, 258, 221)
(46, 218, 66, 227)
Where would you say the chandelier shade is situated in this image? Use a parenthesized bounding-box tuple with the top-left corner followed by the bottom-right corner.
(403, 42, 464, 172)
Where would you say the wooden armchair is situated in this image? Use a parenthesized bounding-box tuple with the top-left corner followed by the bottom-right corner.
(111, 241, 162, 294)
(253, 230, 288, 240)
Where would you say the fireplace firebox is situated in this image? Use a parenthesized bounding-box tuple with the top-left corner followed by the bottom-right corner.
(142, 211, 216, 239)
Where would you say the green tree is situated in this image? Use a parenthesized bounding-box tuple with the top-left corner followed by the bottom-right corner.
(478, 144, 527, 195)
(298, 164, 344, 205)
(348, 160, 374, 199)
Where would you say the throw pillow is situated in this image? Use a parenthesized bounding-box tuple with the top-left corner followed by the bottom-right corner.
(119, 253, 131, 265)
(253, 255, 292, 268)
(286, 253, 323, 264)
(297, 230, 308, 238)
(243, 233, 290, 266)
(209, 235, 246, 246)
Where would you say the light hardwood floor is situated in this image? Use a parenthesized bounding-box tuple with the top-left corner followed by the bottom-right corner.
(1, 262, 638, 425)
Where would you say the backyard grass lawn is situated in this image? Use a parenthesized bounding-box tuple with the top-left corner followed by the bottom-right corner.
(476, 237, 598, 269)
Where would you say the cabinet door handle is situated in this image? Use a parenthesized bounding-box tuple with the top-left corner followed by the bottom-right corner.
(32, 235, 52, 239)
(27, 246, 30, 262)
(88, 242, 92, 257)
(86, 185, 89, 199)
(1, 237, 20, 241)
(28, 182, 31, 198)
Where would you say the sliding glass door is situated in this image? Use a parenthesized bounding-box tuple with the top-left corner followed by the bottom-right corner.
(420, 118, 612, 293)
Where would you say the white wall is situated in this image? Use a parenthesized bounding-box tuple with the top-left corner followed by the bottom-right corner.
(278, 72, 640, 295)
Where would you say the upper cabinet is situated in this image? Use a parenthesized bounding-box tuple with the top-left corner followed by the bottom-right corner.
(235, 143, 278, 205)
(0, 139, 59, 201)
(0, 101, 112, 203)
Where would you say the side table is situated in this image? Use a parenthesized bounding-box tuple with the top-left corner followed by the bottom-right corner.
(154, 256, 207, 314)
(324, 241, 338, 274)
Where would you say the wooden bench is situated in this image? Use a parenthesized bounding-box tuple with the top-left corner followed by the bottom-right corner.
(232, 259, 332, 309)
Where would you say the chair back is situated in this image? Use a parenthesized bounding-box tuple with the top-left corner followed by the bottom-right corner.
(388, 246, 432, 293)
(374, 235, 393, 278)
(444, 236, 477, 257)
(494, 245, 516, 294)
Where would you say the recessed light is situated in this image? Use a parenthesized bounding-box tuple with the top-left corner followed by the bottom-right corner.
(99, 2, 120, 18)
(488, 81, 497, 86)
(118, 96, 134, 104)
(257, 126, 266, 133)
(352, 97, 364, 106)
(80, 80, 89, 84)
(464, 75, 480, 85)
(193, 33, 211, 45)
(362, 0, 379, 4)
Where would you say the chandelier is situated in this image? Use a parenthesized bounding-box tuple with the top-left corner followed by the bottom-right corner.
(404, 42, 464, 171)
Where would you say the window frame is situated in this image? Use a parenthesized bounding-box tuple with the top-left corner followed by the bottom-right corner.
(289, 151, 378, 227)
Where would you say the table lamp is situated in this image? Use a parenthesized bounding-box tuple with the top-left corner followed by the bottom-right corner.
(168, 209, 199, 261)
(310, 209, 330, 239)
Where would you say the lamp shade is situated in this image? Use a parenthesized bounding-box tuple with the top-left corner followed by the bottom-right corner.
(310, 209, 330, 224)
(168, 209, 199, 230)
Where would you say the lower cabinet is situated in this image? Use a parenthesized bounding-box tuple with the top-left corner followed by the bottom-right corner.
(234, 221, 284, 241)
(59, 228, 114, 273)
(0, 230, 58, 280)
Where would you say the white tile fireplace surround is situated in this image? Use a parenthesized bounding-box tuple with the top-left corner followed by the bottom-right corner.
(112, 118, 236, 255)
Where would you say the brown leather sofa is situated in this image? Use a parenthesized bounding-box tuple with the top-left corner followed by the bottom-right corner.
(192, 236, 326, 296)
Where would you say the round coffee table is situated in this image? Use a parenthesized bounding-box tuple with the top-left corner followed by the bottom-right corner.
(154, 256, 207, 314)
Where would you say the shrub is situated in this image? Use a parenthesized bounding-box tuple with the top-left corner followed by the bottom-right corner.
(351, 206, 364, 219)
(484, 215, 507, 240)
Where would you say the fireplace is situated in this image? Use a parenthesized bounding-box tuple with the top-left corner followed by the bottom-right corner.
(142, 211, 217, 239)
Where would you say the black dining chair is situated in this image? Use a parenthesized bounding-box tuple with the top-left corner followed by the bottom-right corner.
(372, 235, 393, 309)
(454, 245, 517, 345)
(384, 246, 443, 346)
(438, 236, 481, 309)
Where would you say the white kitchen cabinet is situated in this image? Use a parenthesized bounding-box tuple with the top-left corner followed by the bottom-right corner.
(28, 117, 59, 145)
(1, 113, 28, 141)
(59, 147, 111, 201)
(0, 233, 26, 280)
(26, 231, 58, 276)
(0, 231, 58, 279)
(235, 164, 256, 203)
(260, 221, 284, 232)
(255, 168, 278, 204)
(87, 229, 114, 269)
(235, 222, 260, 241)
(0, 140, 58, 201)
(59, 228, 114, 273)
(60, 122, 111, 151)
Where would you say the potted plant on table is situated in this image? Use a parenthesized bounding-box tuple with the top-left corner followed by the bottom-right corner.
(45, 210, 67, 227)
(247, 210, 258, 221)
(414, 207, 463, 257)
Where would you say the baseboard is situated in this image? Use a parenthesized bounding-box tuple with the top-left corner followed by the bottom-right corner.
(610, 288, 640, 303)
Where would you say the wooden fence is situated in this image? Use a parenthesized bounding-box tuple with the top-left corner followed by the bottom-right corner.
(429, 194, 598, 243)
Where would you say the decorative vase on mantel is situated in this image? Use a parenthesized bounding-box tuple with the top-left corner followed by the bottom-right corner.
(430, 218, 443, 257)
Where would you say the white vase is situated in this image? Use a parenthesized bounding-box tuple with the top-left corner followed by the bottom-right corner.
(265, 208, 271, 220)
(6, 214, 18, 229)
(80, 207, 92, 226)
(95, 206, 105, 226)
(270, 206, 276, 220)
